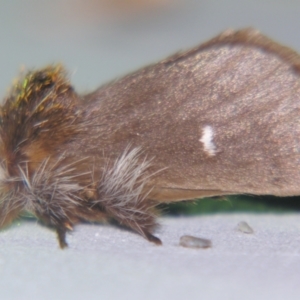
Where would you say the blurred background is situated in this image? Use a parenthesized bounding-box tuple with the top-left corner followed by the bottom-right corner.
(1, 0, 300, 214)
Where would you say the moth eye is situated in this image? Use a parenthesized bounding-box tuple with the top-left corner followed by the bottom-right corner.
(32, 70, 56, 90)
(35, 72, 48, 83)
(33, 71, 55, 89)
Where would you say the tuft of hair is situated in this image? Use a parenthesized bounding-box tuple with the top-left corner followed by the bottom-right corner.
(94, 147, 159, 238)
(0, 162, 26, 227)
(18, 156, 87, 226)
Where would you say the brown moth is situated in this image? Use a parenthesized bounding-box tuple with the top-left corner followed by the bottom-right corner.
(1, 28, 300, 248)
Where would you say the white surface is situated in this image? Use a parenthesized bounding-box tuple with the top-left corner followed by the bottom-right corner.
(1, 214, 300, 300)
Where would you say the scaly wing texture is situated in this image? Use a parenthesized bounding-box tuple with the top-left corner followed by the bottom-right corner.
(73, 28, 300, 200)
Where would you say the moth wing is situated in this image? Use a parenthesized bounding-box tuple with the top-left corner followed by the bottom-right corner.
(148, 187, 228, 202)
(78, 28, 300, 200)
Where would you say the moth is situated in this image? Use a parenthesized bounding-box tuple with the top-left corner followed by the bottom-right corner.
(1, 28, 300, 248)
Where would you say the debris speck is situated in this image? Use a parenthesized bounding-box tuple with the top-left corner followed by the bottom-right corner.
(179, 235, 212, 249)
(237, 221, 254, 234)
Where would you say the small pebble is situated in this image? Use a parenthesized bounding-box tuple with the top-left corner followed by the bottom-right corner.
(237, 221, 254, 234)
(179, 235, 212, 249)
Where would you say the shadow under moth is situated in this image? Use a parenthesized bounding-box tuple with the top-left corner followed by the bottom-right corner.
(1, 28, 300, 248)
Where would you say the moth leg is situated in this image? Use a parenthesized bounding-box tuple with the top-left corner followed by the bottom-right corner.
(35, 209, 73, 248)
(56, 226, 68, 249)
(105, 206, 162, 245)
(56, 222, 73, 249)
(117, 217, 162, 246)
(93, 196, 162, 245)
(143, 230, 162, 245)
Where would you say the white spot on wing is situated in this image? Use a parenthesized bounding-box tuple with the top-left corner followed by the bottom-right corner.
(199, 125, 216, 156)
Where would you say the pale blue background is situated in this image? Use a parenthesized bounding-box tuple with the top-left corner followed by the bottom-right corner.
(1, 0, 300, 97)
